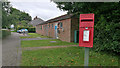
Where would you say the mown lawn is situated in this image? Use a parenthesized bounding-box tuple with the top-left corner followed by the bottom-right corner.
(21, 47, 118, 66)
(28, 33, 50, 38)
(20, 33, 49, 39)
(21, 39, 79, 47)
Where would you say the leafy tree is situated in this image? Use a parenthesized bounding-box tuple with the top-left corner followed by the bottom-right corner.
(9, 7, 32, 29)
(2, 1, 32, 29)
(2, 2, 12, 28)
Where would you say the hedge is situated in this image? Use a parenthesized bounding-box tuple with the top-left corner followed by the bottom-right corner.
(93, 16, 120, 54)
(2, 30, 11, 39)
(17, 27, 36, 33)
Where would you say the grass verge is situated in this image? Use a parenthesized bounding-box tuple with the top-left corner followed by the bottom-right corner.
(28, 33, 50, 38)
(20, 33, 50, 39)
(21, 39, 79, 47)
(21, 47, 118, 66)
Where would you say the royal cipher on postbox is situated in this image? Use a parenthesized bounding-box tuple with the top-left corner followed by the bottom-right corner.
(79, 14, 94, 48)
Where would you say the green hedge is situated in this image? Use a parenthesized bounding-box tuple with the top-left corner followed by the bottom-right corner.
(17, 27, 36, 33)
(2, 30, 11, 38)
(93, 16, 120, 54)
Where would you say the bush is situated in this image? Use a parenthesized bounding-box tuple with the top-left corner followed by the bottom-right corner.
(2, 30, 11, 38)
(17, 27, 36, 33)
(28, 28, 36, 33)
(93, 16, 120, 54)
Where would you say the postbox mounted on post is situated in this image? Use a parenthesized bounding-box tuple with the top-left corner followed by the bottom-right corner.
(79, 14, 94, 48)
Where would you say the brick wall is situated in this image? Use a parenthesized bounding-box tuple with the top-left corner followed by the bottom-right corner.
(71, 18, 79, 42)
(43, 24, 48, 36)
(48, 22, 56, 38)
(36, 24, 48, 36)
(56, 19, 71, 42)
(36, 18, 79, 42)
(36, 25, 40, 34)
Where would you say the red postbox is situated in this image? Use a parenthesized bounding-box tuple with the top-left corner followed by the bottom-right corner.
(79, 14, 94, 48)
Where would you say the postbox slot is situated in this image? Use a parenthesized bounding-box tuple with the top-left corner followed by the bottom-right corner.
(81, 19, 93, 22)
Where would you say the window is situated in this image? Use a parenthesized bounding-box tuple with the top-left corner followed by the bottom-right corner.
(52, 24, 53, 28)
(49, 24, 50, 28)
(60, 22, 63, 28)
(41, 25, 42, 30)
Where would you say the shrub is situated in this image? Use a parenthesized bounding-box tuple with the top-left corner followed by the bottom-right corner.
(93, 16, 120, 54)
(2, 29, 11, 38)
(28, 28, 36, 33)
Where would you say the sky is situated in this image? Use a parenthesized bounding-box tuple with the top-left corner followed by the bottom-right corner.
(9, 0, 67, 21)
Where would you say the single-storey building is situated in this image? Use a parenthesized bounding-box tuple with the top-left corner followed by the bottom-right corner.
(35, 14, 79, 42)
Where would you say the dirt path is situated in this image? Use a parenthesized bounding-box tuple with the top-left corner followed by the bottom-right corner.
(23, 45, 79, 50)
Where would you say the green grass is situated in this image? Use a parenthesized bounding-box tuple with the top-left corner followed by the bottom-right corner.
(21, 47, 118, 66)
(28, 33, 50, 38)
(21, 39, 79, 47)
(20, 33, 49, 39)
(11, 31, 16, 32)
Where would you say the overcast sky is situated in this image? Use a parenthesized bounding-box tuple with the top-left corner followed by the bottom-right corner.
(9, 0, 67, 21)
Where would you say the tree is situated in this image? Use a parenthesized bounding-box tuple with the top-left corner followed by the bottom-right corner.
(2, 2, 12, 28)
(9, 8, 32, 29)
(2, 1, 32, 29)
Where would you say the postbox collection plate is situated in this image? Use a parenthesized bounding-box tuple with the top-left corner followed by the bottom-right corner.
(83, 30, 90, 42)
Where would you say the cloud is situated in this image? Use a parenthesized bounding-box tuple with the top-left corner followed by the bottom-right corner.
(9, 0, 67, 21)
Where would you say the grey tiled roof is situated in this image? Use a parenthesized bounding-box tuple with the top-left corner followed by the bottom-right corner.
(35, 14, 78, 25)
(46, 14, 74, 23)
(29, 18, 44, 26)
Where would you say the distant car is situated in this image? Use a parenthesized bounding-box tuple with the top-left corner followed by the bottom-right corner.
(17, 30, 22, 33)
(17, 29, 28, 33)
(21, 29, 28, 32)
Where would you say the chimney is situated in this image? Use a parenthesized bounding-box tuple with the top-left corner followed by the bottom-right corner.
(34, 16, 38, 20)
